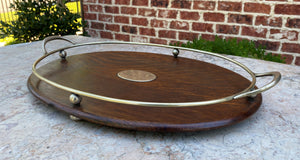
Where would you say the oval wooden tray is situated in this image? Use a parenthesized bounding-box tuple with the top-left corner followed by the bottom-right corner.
(28, 50, 263, 132)
(28, 36, 281, 132)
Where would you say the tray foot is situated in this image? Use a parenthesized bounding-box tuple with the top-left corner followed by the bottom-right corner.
(70, 115, 81, 121)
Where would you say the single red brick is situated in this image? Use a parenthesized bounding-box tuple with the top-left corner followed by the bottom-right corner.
(277, 54, 294, 64)
(179, 32, 199, 41)
(282, 43, 300, 54)
(91, 22, 104, 29)
(83, 5, 89, 12)
(89, 5, 102, 12)
(169, 40, 183, 46)
(255, 16, 282, 27)
(275, 4, 300, 15)
(158, 10, 177, 19)
(151, 19, 168, 28)
(139, 8, 156, 17)
(228, 14, 253, 25)
(150, 38, 167, 44)
(216, 25, 239, 34)
(151, 0, 169, 8)
(244, 3, 271, 14)
(132, 0, 148, 6)
(218, 2, 241, 12)
(139, 28, 156, 36)
(255, 40, 280, 51)
(115, 0, 130, 5)
(114, 16, 129, 24)
(122, 26, 137, 34)
(105, 24, 120, 32)
(98, 14, 113, 22)
(180, 11, 200, 20)
(270, 29, 298, 41)
(115, 34, 130, 41)
(171, 0, 191, 9)
(87, 29, 98, 37)
(100, 31, 113, 39)
(132, 17, 148, 26)
(84, 13, 97, 20)
(132, 35, 149, 43)
(158, 30, 176, 39)
(201, 34, 215, 41)
(192, 23, 213, 32)
(193, 1, 215, 10)
(105, 6, 119, 14)
(203, 13, 224, 22)
(242, 26, 267, 38)
(170, 21, 189, 30)
(295, 57, 300, 66)
(121, 7, 137, 15)
(286, 18, 300, 29)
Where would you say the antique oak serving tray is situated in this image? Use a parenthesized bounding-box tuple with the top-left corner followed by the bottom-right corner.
(27, 36, 281, 132)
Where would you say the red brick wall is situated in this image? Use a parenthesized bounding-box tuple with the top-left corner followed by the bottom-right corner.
(83, 0, 300, 66)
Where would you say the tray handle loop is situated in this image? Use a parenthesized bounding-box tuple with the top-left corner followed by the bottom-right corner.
(43, 36, 76, 56)
(234, 72, 281, 99)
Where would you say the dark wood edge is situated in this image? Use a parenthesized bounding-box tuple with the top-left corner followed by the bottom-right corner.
(27, 75, 262, 132)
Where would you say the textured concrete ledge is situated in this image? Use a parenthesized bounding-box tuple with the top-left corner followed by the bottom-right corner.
(0, 36, 299, 159)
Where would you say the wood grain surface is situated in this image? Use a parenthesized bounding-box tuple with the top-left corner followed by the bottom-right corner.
(27, 51, 262, 132)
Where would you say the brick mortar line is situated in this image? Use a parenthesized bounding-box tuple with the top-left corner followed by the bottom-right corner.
(86, 16, 300, 36)
(190, 0, 194, 11)
(266, 25, 271, 41)
(252, 15, 257, 27)
(90, 2, 300, 11)
(88, 10, 300, 25)
(212, 23, 216, 35)
(278, 42, 283, 57)
(88, 6, 299, 20)
(95, 1, 300, 6)
(90, 24, 297, 45)
(270, 3, 275, 16)
(91, 12, 300, 21)
(88, 20, 300, 43)
(124, 24, 299, 39)
(90, 2, 298, 13)
(88, 17, 300, 33)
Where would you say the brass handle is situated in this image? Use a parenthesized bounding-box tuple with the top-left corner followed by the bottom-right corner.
(43, 36, 75, 55)
(234, 72, 281, 99)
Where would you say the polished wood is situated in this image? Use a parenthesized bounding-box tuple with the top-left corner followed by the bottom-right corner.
(27, 51, 262, 132)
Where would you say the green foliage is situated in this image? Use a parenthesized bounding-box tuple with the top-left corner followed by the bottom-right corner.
(171, 36, 285, 63)
(0, 0, 84, 43)
(0, 36, 19, 45)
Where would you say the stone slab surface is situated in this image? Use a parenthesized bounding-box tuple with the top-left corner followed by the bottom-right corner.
(0, 36, 299, 160)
